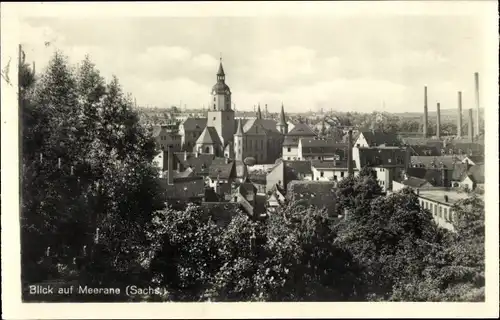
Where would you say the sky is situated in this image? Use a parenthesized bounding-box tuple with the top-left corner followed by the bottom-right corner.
(19, 9, 491, 114)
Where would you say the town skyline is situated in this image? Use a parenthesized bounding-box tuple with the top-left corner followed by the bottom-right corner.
(20, 13, 489, 114)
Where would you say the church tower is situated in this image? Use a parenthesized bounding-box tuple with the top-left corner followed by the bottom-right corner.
(234, 118, 245, 162)
(277, 103, 288, 134)
(207, 56, 235, 149)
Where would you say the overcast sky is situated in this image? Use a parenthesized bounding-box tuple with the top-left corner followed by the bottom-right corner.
(20, 8, 491, 113)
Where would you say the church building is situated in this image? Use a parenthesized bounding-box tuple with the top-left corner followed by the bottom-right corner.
(182, 58, 285, 164)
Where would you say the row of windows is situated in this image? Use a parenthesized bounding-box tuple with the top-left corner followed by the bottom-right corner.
(420, 199, 454, 222)
(319, 171, 345, 178)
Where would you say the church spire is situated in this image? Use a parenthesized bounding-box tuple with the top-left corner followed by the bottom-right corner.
(217, 53, 225, 78)
(278, 102, 288, 134)
(279, 102, 287, 125)
(256, 103, 262, 119)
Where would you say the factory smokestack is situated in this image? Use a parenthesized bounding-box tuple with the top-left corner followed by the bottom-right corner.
(468, 108, 474, 142)
(474, 72, 480, 137)
(436, 102, 441, 139)
(347, 130, 354, 177)
(457, 91, 463, 138)
(423, 86, 428, 138)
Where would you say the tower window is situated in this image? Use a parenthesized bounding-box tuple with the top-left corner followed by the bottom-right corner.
(214, 104, 216, 110)
(213, 117, 216, 120)
(214, 97, 216, 102)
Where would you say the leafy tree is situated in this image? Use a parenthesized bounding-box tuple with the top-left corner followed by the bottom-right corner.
(335, 188, 444, 300)
(20, 51, 163, 292)
(390, 194, 484, 301)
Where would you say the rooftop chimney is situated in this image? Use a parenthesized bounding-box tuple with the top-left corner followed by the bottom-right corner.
(436, 102, 441, 139)
(457, 91, 463, 138)
(474, 72, 480, 136)
(347, 130, 354, 177)
(167, 147, 174, 185)
(423, 86, 428, 138)
(468, 108, 474, 142)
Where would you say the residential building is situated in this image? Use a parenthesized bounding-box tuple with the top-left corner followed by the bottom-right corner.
(354, 131, 401, 148)
(310, 160, 358, 182)
(179, 118, 207, 151)
(298, 138, 346, 161)
(152, 125, 182, 151)
(353, 146, 410, 192)
(457, 164, 485, 191)
(266, 160, 313, 193)
(282, 122, 317, 160)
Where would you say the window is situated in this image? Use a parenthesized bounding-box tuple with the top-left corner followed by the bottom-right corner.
(318, 156, 321, 160)
(287, 157, 291, 160)
(320, 171, 324, 177)
(333, 175, 338, 181)
(213, 104, 216, 110)
(439, 207, 442, 218)
(341, 171, 344, 178)
(205, 147, 210, 153)
(443, 208, 448, 220)
(214, 97, 216, 102)
(287, 148, 291, 152)
(213, 117, 216, 120)
(293, 157, 297, 160)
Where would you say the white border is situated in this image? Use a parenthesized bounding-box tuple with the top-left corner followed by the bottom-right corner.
(2, 1, 498, 319)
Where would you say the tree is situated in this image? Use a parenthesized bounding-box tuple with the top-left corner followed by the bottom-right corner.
(335, 188, 444, 300)
(390, 194, 485, 301)
(20, 52, 164, 294)
(334, 166, 383, 217)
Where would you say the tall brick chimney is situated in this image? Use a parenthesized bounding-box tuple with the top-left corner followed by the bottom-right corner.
(423, 86, 428, 137)
(468, 108, 474, 142)
(167, 146, 174, 185)
(436, 102, 441, 139)
(474, 72, 480, 136)
(347, 130, 354, 177)
(457, 91, 463, 138)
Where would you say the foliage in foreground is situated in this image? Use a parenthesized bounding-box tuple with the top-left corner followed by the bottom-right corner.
(20, 50, 485, 302)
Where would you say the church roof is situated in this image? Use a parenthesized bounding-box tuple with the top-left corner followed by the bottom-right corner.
(241, 118, 280, 135)
(196, 126, 222, 145)
(287, 122, 317, 136)
(182, 118, 207, 131)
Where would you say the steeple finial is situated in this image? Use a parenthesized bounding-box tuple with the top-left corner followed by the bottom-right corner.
(217, 54, 225, 77)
